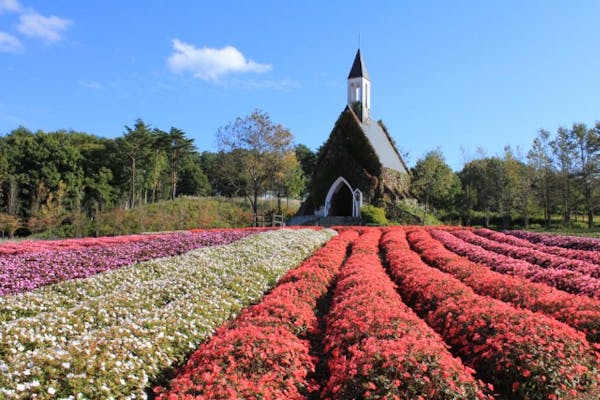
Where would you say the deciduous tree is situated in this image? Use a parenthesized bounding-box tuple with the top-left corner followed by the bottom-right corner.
(216, 110, 294, 219)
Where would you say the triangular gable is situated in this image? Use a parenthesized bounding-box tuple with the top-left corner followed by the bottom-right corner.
(346, 106, 408, 174)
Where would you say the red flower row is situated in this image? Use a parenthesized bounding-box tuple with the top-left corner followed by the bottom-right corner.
(416, 228, 600, 344)
(433, 227, 600, 299)
(382, 227, 600, 400)
(454, 229, 600, 278)
(154, 230, 357, 399)
(323, 228, 492, 399)
(476, 228, 600, 266)
(506, 229, 600, 252)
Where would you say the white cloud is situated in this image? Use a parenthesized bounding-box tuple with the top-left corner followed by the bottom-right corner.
(0, 31, 23, 53)
(78, 80, 104, 90)
(18, 12, 72, 43)
(167, 39, 272, 81)
(0, 0, 20, 13)
(223, 78, 300, 91)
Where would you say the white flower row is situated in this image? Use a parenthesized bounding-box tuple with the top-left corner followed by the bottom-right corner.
(0, 228, 335, 399)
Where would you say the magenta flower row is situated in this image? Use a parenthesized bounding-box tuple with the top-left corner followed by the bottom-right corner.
(506, 230, 600, 252)
(476, 228, 600, 266)
(455, 229, 600, 278)
(436, 229, 600, 299)
(0, 230, 254, 296)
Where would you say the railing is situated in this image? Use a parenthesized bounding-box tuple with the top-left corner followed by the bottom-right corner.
(253, 213, 285, 228)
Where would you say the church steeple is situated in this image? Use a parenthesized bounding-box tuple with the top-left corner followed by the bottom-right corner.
(347, 49, 371, 122)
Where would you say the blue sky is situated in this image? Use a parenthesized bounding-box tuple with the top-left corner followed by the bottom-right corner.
(1, 1, 600, 170)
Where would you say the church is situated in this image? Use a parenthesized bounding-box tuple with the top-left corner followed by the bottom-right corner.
(307, 49, 410, 219)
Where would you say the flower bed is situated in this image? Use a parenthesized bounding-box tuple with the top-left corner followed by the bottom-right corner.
(434, 228, 600, 299)
(453, 229, 600, 278)
(382, 228, 600, 400)
(506, 230, 600, 252)
(155, 229, 356, 399)
(322, 229, 492, 399)
(0, 233, 176, 255)
(413, 228, 600, 343)
(476, 228, 600, 266)
(0, 229, 334, 399)
(0, 229, 256, 296)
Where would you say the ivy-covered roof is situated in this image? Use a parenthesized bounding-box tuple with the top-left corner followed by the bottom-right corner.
(347, 49, 370, 80)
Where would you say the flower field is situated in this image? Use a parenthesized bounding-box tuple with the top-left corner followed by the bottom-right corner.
(0, 230, 259, 296)
(1, 226, 599, 399)
(0, 228, 335, 398)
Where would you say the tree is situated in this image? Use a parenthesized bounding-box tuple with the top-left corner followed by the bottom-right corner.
(459, 158, 503, 227)
(500, 146, 526, 228)
(294, 144, 316, 197)
(0, 212, 20, 238)
(527, 129, 555, 227)
(216, 110, 294, 219)
(551, 126, 577, 227)
(116, 119, 153, 209)
(166, 127, 195, 200)
(177, 152, 211, 196)
(272, 151, 304, 212)
(572, 123, 600, 228)
(411, 149, 460, 224)
(200, 150, 246, 197)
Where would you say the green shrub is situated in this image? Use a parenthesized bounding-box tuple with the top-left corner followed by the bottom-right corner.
(361, 205, 388, 226)
(386, 199, 442, 225)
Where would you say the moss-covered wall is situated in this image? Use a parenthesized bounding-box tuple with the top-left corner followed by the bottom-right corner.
(311, 107, 381, 208)
(308, 107, 411, 213)
(381, 167, 410, 199)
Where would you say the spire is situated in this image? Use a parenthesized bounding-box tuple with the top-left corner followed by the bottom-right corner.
(347, 49, 370, 80)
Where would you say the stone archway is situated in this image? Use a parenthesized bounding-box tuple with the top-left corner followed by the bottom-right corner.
(324, 177, 362, 218)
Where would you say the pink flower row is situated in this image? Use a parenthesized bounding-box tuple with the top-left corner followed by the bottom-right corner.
(476, 228, 600, 266)
(323, 228, 492, 399)
(382, 227, 600, 400)
(454, 229, 600, 278)
(419, 228, 600, 344)
(154, 229, 358, 399)
(506, 229, 600, 252)
(436, 229, 600, 299)
(0, 232, 178, 255)
(0, 230, 255, 296)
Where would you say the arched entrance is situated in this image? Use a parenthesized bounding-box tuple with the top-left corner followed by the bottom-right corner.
(329, 183, 353, 216)
(324, 177, 362, 218)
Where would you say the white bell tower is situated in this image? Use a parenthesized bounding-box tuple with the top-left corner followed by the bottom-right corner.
(347, 49, 371, 122)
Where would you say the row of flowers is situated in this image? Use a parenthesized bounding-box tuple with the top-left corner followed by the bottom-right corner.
(154, 229, 356, 399)
(506, 229, 600, 252)
(323, 228, 493, 399)
(476, 228, 600, 266)
(435, 228, 600, 299)
(415, 228, 600, 344)
(0, 232, 178, 255)
(381, 227, 600, 400)
(453, 229, 600, 278)
(0, 228, 335, 399)
(0, 229, 256, 296)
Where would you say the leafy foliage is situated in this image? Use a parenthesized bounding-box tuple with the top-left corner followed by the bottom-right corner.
(360, 204, 388, 225)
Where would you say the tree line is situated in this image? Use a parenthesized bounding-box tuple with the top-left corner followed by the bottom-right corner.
(411, 122, 600, 229)
(0, 110, 305, 237)
(1, 111, 597, 237)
